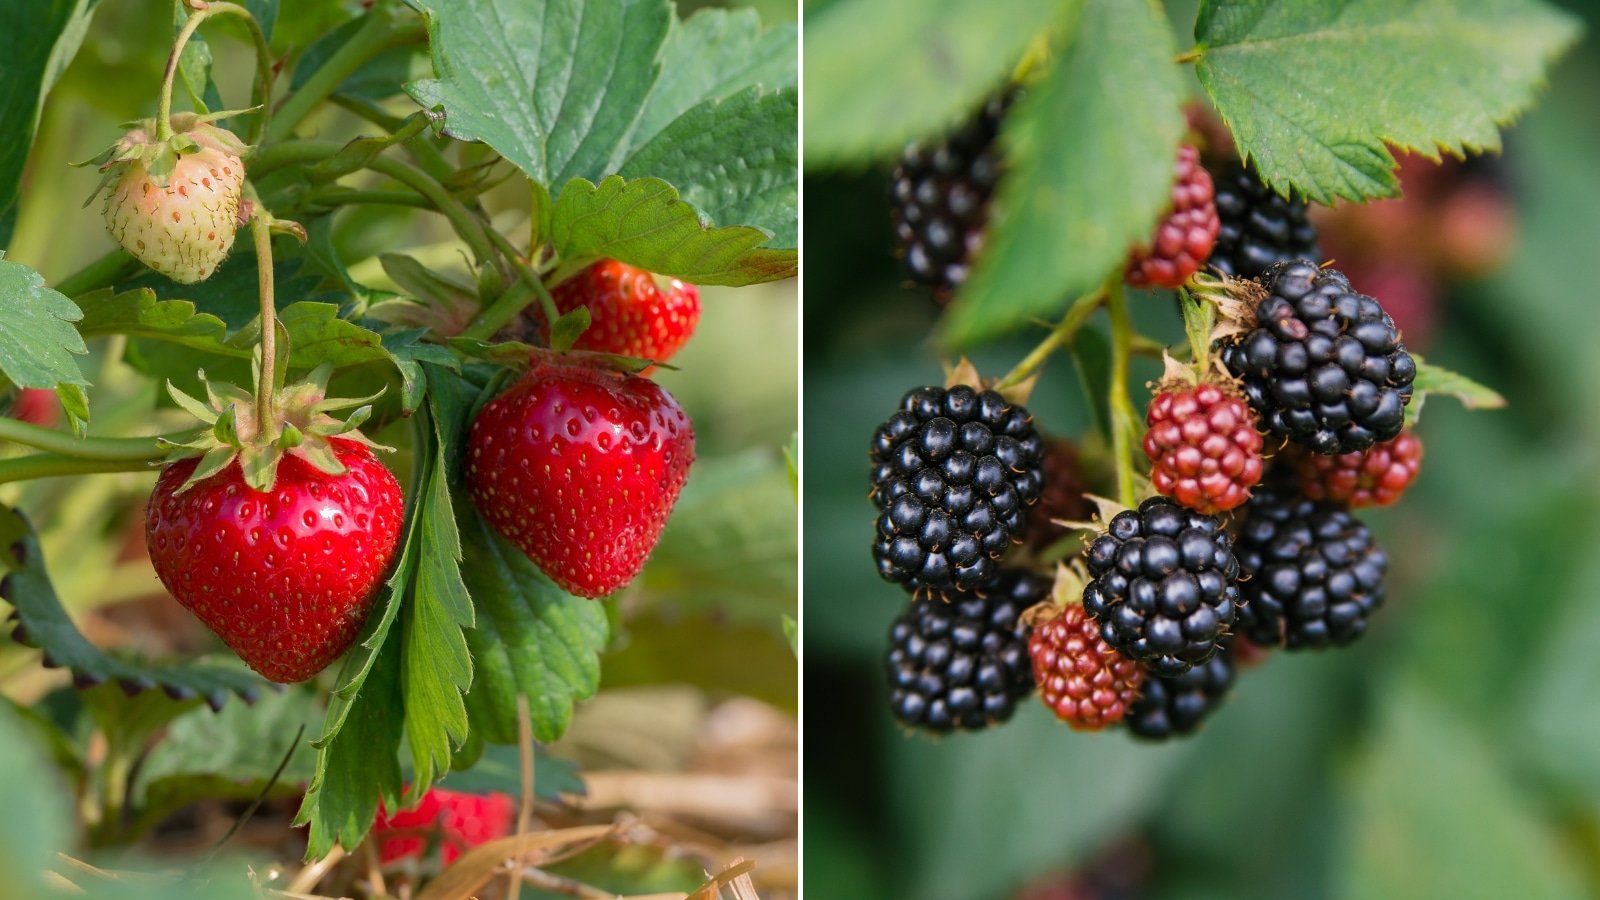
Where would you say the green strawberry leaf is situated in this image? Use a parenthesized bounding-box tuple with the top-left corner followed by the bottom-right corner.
(131, 683, 320, 840)
(943, 0, 1184, 345)
(437, 740, 585, 801)
(76, 288, 230, 352)
(801, 0, 1067, 166)
(0, 257, 89, 389)
(1194, 0, 1582, 204)
(0, 0, 96, 246)
(0, 506, 264, 708)
(551, 176, 796, 286)
(457, 508, 609, 745)
(624, 8, 796, 153)
(398, 367, 476, 794)
(405, 0, 795, 252)
(56, 383, 90, 437)
(618, 87, 797, 250)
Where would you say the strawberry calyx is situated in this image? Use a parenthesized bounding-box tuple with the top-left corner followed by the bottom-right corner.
(74, 111, 252, 206)
(158, 362, 390, 494)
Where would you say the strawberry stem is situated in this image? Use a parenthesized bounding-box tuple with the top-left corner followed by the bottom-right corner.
(485, 225, 564, 331)
(1106, 279, 1140, 507)
(0, 418, 172, 462)
(0, 454, 160, 485)
(157, 3, 270, 142)
(265, 9, 425, 144)
(994, 288, 1106, 390)
(247, 187, 279, 442)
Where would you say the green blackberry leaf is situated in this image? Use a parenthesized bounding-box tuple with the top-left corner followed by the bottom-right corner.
(802, 0, 1068, 165)
(943, 0, 1184, 345)
(551, 176, 796, 286)
(1405, 357, 1507, 427)
(1195, 0, 1581, 204)
(0, 257, 88, 390)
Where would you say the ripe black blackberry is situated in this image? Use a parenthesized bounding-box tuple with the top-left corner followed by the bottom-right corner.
(871, 385, 1045, 592)
(1081, 497, 1240, 678)
(1208, 160, 1320, 279)
(1126, 646, 1236, 741)
(885, 568, 1044, 733)
(1233, 476, 1388, 649)
(1221, 259, 1415, 455)
(889, 93, 1011, 298)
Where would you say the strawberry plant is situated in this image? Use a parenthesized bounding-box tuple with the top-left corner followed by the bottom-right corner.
(805, 0, 1585, 897)
(0, 0, 794, 896)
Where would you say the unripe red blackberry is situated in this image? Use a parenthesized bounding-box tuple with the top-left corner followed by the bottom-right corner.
(1207, 160, 1320, 279)
(885, 569, 1044, 733)
(1233, 476, 1388, 649)
(1126, 145, 1220, 289)
(1125, 645, 1236, 741)
(1024, 438, 1091, 551)
(889, 93, 1012, 298)
(1029, 603, 1144, 730)
(1143, 382, 1264, 514)
(1221, 259, 1416, 455)
(870, 385, 1045, 592)
(1292, 429, 1422, 507)
(1081, 497, 1241, 677)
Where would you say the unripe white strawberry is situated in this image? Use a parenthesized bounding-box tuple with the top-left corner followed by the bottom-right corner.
(97, 115, 247, 284)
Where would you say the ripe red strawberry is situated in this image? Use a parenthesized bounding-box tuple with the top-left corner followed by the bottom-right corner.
(549, 260, 700, 364)
(1292, 429, 1423, 507)
(1029, 603, 1144, 730)
(465, 357, 694, 598)
(145, 438, 403, 683)
(372, 788, 515, 864)
(96, 115, 247, 284)
(1144, 382, 1264, 514)
(1125, 144, 1220, 289)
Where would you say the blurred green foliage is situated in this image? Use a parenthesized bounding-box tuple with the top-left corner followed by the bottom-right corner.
(802, 2, 1600, 897)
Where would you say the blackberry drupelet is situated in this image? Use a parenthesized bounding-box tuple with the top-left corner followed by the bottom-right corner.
(885, 568, 1044, 733)
(1234, 476, 1388, 649)
(890, 93, 1011, 297)
(1125, 647, 1236, 740)
(871, 385, 1045, 592)
(1221, 259, 1416, 455)
(1208, 160, 1320, 279)
(1081, 497, 1240, 677)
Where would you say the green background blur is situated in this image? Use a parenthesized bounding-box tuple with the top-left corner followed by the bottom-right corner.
(802, 2, 1600, 898)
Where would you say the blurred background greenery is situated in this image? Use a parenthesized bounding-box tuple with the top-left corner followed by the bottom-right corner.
(1, 0, 796, 896)
(802, 2, 1600, 898)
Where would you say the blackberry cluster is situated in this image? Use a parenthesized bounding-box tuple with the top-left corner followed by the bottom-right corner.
(1126, 646, 1236, 741)
(890, 93, 1011, 297)
(1222, 259, 1416, 455)
(870, 385, 1045, 592)
(1208, 160, 1321, 279)
(1233, 477, 1388, 649)
(885, 568, 1044, 733)
(1081, 497, 1240, 677)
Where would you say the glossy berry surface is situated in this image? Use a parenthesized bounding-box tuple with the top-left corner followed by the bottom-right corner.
(549, 259, 700, 365)
(1207, 160, 1320, 279)
(1293, 429, 1423, 507)
(870, 385, 1045, 592)
(1126, 647, 1236, 741)
(885, 569, 1043, 733)
(1143, 383, 1264, 514)
(1126, 145, 1220, 289)
(1234, 478, 1388, 649)
(372, 788, 514, 864)
(1029, 603, 1144, 730)
(465, 360, 694, 599)
(890, 93, 1011, 297)
(1221, 259, 1415, 454)
(1081, 497, 1240, 677)
(145, 438, 403, 683)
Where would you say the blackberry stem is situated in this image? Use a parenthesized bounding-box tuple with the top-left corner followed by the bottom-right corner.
(994, 289, 1105, 390)
(1106, 280, 1139, 507)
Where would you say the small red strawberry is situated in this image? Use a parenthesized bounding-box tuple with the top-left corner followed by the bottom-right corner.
(549, 260, 700, 364)
(371, 788, 515, 865)
(465, 356, 694, 598)
(145, 366, 401, 683)
(9, 389, 57, 428)
(90, 113, 247, 284)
